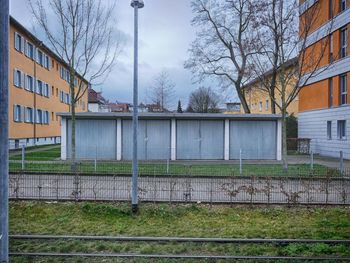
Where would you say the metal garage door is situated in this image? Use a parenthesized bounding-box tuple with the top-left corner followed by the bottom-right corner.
(176, 120, 224, 159)
(67, 119, 117, 159)
(229, 121, 276, 160)
(122, 120, 171, 160)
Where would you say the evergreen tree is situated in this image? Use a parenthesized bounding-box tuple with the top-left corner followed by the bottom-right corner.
(177, 100, 183, 113)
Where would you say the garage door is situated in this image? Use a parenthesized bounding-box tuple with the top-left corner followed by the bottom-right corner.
(176, 120, 224, 159)
(67, 119, 117, 159)
(122, 120, 171, 160)
(229, 121, 276, 160)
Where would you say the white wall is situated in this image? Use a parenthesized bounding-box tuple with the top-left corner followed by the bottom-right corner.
(299, 106, 350, 159)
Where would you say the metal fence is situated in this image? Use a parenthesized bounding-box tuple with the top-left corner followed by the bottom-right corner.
(9, 172, 350, 205)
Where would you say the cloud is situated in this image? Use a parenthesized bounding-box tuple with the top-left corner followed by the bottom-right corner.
(10, 0, 236, 109)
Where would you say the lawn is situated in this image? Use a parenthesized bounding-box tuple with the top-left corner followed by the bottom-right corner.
(8, 144, 339, 177)
(10, 145, 61, 161)
(9, 201, 350, 262)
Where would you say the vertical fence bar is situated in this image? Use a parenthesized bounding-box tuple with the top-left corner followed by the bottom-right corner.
(339, 151, 344, 175)
(239, 149, 242, 175)
(310, 151, 314, 170)
(94, 146, 97, 173)
(21, 145, 25, 171)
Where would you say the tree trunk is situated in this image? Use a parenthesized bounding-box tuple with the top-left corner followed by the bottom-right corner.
(281, 110, 288, 171)
(236, 83, 251, 113)
(70, 68, 78, 200)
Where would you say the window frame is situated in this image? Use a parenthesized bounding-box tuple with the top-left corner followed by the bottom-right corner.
(337, 120, 347, 140)
(340, 74, 348, 105)
(340, 0, 347, 12)
(340, 27, 348, 59)
(25, 107, 34, 123)
(327, 121, 332, 140)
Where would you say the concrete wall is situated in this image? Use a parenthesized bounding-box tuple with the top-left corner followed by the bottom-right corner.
(299, 106, 350, 159)
(63, 116, 281, 161)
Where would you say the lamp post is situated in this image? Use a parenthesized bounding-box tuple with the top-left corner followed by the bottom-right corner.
(0, 0, 9, 261)
(130, 0, 144, 213)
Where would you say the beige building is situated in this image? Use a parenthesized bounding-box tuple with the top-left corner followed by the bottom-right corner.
(242, 58, 299, 116)
(9, 17, 89, 149)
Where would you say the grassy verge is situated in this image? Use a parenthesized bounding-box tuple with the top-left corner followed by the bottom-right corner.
(10, 145, 61, 161)
(10, 202, 350, 262)
(9, 162, 334, 177)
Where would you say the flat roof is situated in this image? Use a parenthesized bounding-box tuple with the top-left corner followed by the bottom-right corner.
(58, 112, 282, 120)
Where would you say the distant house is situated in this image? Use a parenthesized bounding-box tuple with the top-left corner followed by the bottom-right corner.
(224, 102, 241, 114)
(109, 101, 131, 112)
(88, 88, 110, 112)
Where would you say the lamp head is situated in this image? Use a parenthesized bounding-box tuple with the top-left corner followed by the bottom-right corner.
(131, 0, 144, 8)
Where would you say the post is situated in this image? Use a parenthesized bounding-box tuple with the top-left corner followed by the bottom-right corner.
(21, 145, 25, 170)
(239, 149, 242, 175)
(94, 146, 97, 172)
(0, 1, 9, 261)
(310, 151, 314, 170)
(340, 151, 344, 175)
(131, 0, 144, 213)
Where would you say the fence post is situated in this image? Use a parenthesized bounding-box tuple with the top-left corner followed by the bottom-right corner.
(310, 151, 314, 170)
(239, 149, 242, 175)
(94, 146, 97, 173)
(339, 151, 344, 175)
(21, 145, 25, 171)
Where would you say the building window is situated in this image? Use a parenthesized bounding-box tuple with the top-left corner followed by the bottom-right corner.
(340, 74, 348, 105)
(337, 120, 346, 140)
(13, 69, 22, 87)
(26, 42, 34, 59)
(43, 111, 49, 124)
(36, 80, 43, 95)
(329, 33, 333, 63)
(25, 107, 33, 123)
(44, 55, 50, 70)
(259, 101, 262, 111)
(37, 50, 43, 65)
(340, 27, 348, 58)
(26, 75, 34, 92)
(42, 83, 50, 97)
(329, 78, 333, 107)
(327, 121, 332, 139)
(36, 109, 43, 124)
(14, 32, 22, 52)
(340, 0, 347, 12)
(13, 105, 22, 122)
(266, 100, 269, 110)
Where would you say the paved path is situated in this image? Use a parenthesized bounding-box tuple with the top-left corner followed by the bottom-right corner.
(9, 174, 350, 205)
(287, 155, 350, 169)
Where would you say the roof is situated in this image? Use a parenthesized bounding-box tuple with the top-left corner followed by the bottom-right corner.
(58, 112, 282, 120)
(243, 57, 298, 89)
(88, 89, 108, 104)
(10, 16, 89, 85)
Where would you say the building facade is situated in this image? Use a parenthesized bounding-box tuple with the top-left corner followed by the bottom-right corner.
(241, 58, 299, 116)
(59, 113, 282, 161)
(9, 17, 88, 149)
(298, 0, 350, 159)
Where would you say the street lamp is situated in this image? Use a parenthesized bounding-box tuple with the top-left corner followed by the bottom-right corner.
(130, 0, 144, 214)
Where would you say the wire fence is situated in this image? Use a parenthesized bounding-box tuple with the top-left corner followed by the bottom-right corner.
(9, 171, 350, 205)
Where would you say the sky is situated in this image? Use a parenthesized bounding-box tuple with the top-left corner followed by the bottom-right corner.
(10, 0, 236, 109)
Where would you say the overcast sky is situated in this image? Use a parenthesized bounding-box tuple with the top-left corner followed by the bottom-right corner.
(10, 0, 236, 109)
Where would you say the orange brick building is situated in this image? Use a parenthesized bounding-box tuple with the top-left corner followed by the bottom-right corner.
(298, 0, 350, 159)
(9, 17, 88, 149)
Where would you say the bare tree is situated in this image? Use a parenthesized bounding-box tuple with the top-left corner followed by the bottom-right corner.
(188, 86, 220, 113)
(185, 0, 262, 113)
(148, 71, 175, 112)
(251, 0, 334, 170)
(30, 0, 119, 172)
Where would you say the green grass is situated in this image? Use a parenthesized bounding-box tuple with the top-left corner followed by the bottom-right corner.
(10, 145, 61, 161)
(10, 202, 350, 262)
(9, 161, 334, 177)
(10, 202, 350, 238)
